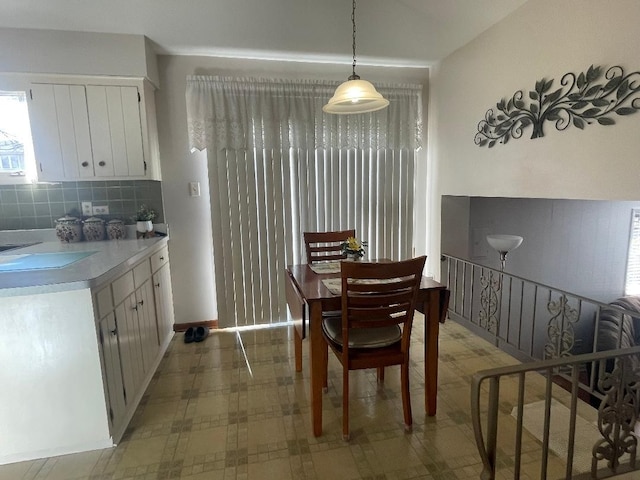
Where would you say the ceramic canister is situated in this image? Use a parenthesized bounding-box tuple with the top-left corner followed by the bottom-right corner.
(82, 217, 106, 241)
(107, 219, 127, 240)
(55, 215, 83, 243)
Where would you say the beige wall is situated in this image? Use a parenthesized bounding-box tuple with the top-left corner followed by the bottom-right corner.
(428, 0, 640, 275)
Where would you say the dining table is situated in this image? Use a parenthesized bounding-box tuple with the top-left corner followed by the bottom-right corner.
(285, 261, 450, 437)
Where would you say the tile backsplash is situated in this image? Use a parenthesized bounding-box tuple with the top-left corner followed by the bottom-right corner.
(0, 180, 164, 230)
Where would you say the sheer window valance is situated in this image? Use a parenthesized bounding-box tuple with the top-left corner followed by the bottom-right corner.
(186, 76, 422, 152)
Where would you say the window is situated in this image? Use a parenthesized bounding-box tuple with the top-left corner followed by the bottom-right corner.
(0, 90, 36, 184)
(624, 209, 640, 295)
(186, 76, 423, 327)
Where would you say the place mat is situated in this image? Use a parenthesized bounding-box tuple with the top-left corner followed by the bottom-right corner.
(321, 277, 404, 295)
(310, 262, 341, 275)
(321, 278, 342, 295)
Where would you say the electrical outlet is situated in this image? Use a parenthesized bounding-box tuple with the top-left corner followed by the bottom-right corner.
(81, 201, 93, 216)
(93, 205, 109, 215)
(189, 181, 201, 197)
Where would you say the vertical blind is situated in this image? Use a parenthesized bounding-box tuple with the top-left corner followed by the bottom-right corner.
(625, 209, 640, 295)
(187, 76, 422, 327)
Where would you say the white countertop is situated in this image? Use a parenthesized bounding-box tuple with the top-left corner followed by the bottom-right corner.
(0, 235, 169, 296)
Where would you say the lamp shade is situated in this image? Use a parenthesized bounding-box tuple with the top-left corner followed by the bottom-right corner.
(323, 79, 389, 114)
(486, 234, 523, 254)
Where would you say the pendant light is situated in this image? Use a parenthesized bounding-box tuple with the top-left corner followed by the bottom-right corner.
(323, 0, 389, 115)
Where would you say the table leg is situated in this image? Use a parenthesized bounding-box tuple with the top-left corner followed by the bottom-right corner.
(425, 289, 440, 416)
(294, 325, 303, 372)
(309, 302, 324, 436)
(285, 270, 306, 373)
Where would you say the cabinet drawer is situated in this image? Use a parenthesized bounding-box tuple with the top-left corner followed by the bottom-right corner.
(96, 285, 113, 318)
(150, 246, 169, 273)
(133, 260, 151, 287)
(112, 270, 135, 305)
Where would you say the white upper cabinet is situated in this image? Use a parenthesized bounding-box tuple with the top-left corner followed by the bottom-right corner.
(28, 77, 160, 181)
(29, 84, 93, 181)
(86, 85, 145, 178)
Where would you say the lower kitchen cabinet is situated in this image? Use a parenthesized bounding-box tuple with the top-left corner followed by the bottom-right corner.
(152, 246, 175, 344)
(97, 313, 127, 426)
(94, 245, 174, 441)
(0, 238, 173, 465)
(133, 260, 160, 371)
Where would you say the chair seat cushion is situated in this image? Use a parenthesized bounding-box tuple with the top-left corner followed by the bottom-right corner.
(322, 316, 402, 349)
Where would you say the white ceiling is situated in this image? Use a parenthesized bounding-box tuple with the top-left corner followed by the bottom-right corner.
(0, 0, 528, 66)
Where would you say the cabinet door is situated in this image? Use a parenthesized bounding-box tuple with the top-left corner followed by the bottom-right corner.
(86, 85, 145, 178)
(98, 313, 126, 427)
(29, 84, 93, 181)
(115, 296, 144, 405)
(153, 263, 175, 345)
(135, 280, 159, 372)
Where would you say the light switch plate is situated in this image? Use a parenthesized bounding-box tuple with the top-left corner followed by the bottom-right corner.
(189, 181, 201, 197)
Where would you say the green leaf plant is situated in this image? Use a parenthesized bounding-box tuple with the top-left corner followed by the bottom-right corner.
(475, 65, 640, 148)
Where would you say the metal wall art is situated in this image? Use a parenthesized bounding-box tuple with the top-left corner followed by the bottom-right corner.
(475, 65, 640, 148)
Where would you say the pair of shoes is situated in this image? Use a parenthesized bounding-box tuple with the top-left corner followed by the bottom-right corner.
(184, 327, 196, 343)
(194, 326, 209, 342)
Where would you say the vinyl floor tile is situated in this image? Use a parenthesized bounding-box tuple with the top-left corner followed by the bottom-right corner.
(0, 319, 612, 479)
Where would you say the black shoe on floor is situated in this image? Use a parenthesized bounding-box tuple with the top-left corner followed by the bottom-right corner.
(194, 326, 209, 342)
(184, 327, 195, 343)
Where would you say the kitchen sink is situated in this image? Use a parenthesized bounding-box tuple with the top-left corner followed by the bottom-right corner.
(0, 242, 41, 252)
(0, 251, 97, 272)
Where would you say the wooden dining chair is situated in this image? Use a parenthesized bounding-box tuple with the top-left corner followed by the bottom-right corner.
(321, 256, 426, 440)
(303, 229, 355, 264)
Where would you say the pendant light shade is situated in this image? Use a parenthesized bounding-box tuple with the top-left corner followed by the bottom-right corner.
(323, 77, 389, 114)
(323, 0, 389, 115)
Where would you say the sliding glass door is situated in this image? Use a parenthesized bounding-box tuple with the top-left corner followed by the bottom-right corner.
(208, 146, 415, 328)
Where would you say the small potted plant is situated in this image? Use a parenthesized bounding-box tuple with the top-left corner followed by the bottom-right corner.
(134, 204, 156, 233)
(341, 236, 367, 260)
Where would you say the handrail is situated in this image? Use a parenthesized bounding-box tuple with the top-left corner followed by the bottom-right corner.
(473, 345, 640, 380)
(443, 253, 615, 306)
(471, 346, 640, 479)
(441, 254, 640, 478)
(441, 253, 640, 377)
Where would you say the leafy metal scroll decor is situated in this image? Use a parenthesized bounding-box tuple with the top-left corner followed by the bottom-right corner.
(544, 294, 578, 360)
(475, 65, 640, 148)
(479, 270, 500, 335)
(592, 359, 639, 475)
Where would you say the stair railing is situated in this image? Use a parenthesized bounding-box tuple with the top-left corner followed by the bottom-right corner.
(472, 346, 640, 480)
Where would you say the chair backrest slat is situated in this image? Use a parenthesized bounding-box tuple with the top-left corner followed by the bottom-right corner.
(341, 257, 426, 336)
(304, 229, 356, 264)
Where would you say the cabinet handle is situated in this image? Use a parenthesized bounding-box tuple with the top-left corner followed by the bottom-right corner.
(81, 161, 89, 167)
(155, 282, 160, 288)
(160, 256, 165, 260)
(110, 328, 117, 336)
(138, 300, 144, 306)
(132, 305, 138, 311)
(98, 161, 106, 167)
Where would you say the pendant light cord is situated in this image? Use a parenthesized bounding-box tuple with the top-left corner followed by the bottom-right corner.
(349, 0, 360, 80)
